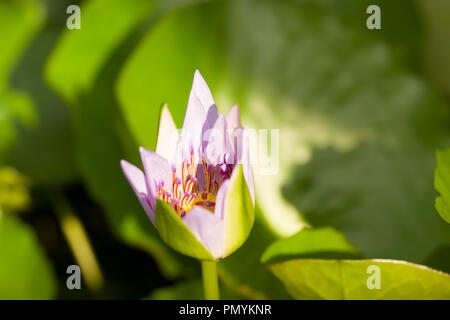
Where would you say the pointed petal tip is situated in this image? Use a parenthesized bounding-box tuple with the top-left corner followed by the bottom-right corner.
(120, 159, 135, 173)
(192, 69, 208, 88)
(159, 103, 173, 122)
(156, 104, 179, 161)
(139, 146, 154, 166)
(120, 159, 147, 197)
(194, 69, 202, 77)
(159, 102, 169, 113)
(139, 146, 149, 156)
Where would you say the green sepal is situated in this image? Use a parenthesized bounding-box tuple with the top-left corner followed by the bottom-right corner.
(223, 164, 255, 257)
(155, 199, 214, 261)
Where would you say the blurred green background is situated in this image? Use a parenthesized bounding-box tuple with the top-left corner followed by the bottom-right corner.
(1, 0, 450, 299)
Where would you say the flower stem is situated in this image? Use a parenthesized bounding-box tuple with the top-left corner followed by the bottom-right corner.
(201, 260, 219, 300)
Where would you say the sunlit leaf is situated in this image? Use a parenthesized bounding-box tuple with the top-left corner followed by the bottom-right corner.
(268, 258, 450, 300)
(264, 228, 450, 299)
(46, 0, 156, 105)
(117, 1, 226, 148)
(261, 227, 361, 264)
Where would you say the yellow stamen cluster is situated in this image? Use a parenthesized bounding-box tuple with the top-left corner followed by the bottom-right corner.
(156, 154, 232, 217)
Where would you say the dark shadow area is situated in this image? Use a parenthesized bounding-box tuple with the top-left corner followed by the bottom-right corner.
(21, 183, 171, 299)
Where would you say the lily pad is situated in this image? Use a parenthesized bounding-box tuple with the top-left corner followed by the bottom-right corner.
(268, 259, 450, 300)
(264, 228, 450, 299)
(261, 227, 362, 264)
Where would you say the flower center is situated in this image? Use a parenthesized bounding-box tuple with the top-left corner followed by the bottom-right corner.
(156, 153, 233, 217)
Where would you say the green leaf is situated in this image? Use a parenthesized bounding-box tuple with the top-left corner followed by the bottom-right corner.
(224, 164, 255, 257)
(417, 0, 450, 95)
(45, 0, 155, 105)
(8, 19, 77, 186)
(261, 227, 362, 264)
(0, 214, 56, 299)
(285, 142, 450, 262)
(0, 0, 42, 162)
(0, 91, 36, 161)
(435, 147, 450, 223)
(117, 1, 226, 148)
(0, 0, 43, 91)
(264, 227, 450, 299)
(155, 200, 214, 261)
(267, 258, 450, 300)
(0, 167, 31, 212)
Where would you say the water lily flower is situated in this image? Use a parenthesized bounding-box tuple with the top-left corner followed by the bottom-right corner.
(120, 70, 254, 261)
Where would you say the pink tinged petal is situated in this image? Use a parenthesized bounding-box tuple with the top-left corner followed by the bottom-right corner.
(120, 160, 155, 225)
(177, 70, 220, 165)
(201, 104, 219, 150)
(214, 179, 230, 220)
(140, 147, 172, 205)
(179, 90, 205, 155)
(204, 114, 234, 164)
(182, 206, 225, 259)
(156, 104, 179, 163)
(192, 70, 215, 113)
(225, 104, 242, 131)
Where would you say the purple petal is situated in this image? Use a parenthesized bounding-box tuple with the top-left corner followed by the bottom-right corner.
(156, 105, 179, 162)
(214, 179, 230, 220)
(120, 160, 155, 225)
(204, 114, 234, 164)
(225, 104, 242, 131)
(201, 104, 219, 150)
(182, 206, 225, 259)
(140, 147, 172, 207)
(176, 70, 216, 164)
(191, 70, 216, 113)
